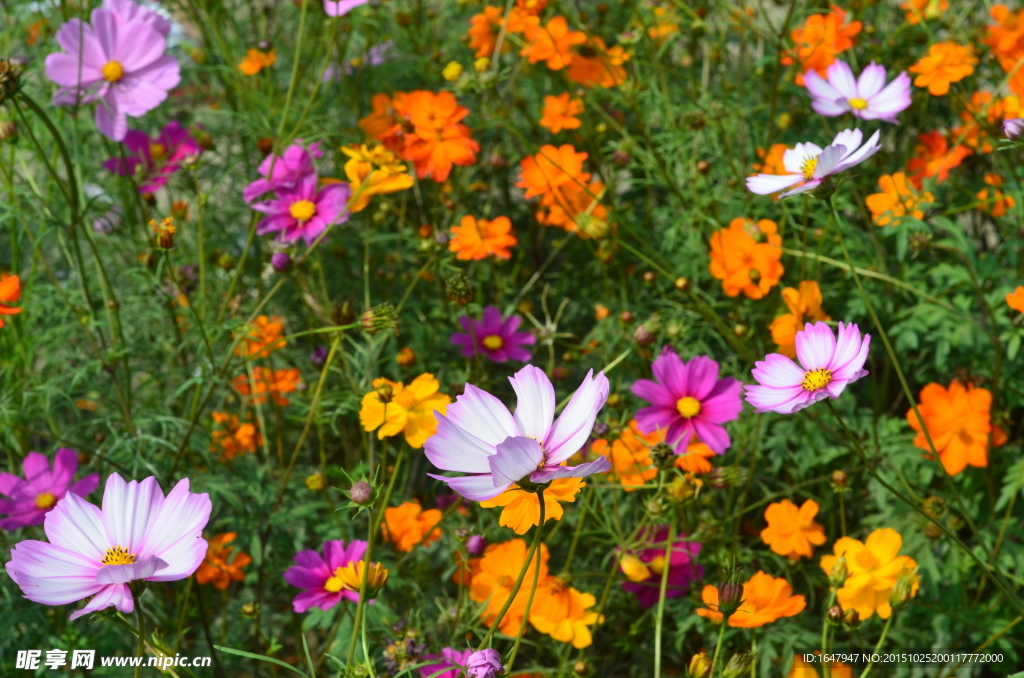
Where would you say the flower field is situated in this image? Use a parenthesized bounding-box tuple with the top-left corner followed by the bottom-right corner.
(3, 0, 1024, 676)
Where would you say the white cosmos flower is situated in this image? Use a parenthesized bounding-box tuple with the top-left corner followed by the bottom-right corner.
(747, 128, 881, 197)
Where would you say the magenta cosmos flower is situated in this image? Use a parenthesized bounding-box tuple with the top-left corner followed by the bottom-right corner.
(426, 365, 612, 501)
(745, 321, 870, 414)
(0, 449, 99, 531)
(282, 539, 368, 612)
(45, 6, 180, 141)
(324, 0, 369, 16)
(450, 306, 535, 363)
(103, 121, 203, 195)
(747, 129, 881, 197)
(251, 172, 351, 246)
(804, 61, 911, 124)
(631, 349, 742, 455)
(102, 0, 171, 35)
(243, 141, 323, 203)
(420, 648, 472, 678)
(621, 526, 703, 609)
(5, 474, 210, 620)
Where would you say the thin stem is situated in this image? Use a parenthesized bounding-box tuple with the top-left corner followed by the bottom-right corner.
(134, 595, 146, 678)
(708, 616, 728, 678)
(821, 589, 836, 678)
(504, 491, 546, 673)
(653, 517, 676, 678)
(858, 613, 894, 678)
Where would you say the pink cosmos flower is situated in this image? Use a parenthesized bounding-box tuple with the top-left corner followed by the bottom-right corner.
(631, 348, 742, 454)
(747, 129, 881, 197)
(745, 321, 870, 414)
(243, 141, 324, 203)
(102, 0, 171, 36)
(282, 539, 368, 612)
(1004, 118, 1024, 139)
(103, 121, 203, 195)
(251, 172, 351, 246)
(621, 526, 703, 609)
(420, 648, 473, 678)
(426, 365, 612, 501)
(324, 0, 369, 17)
(450, 306, 536, 363)
(0, 449, 99, 531)
(44, 8, 180, 141)
(465, 650, 504, 678)
(804, 61, 912, 123)
(5, 474, 210, 620)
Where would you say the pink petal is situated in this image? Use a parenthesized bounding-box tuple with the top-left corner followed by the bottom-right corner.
(66, 474, 101, 500)
(750, 353, 805, 388)
(44, 492, 108, 561)
(102, 475, 164, 555)
(509, 365, 555, 440)
(6, 540, 103, 605)
(94, 556, 167, 585)
(50, 448, 79, 491)
(95, 93, 127, 141)
(682, 355, 720, 400)
(140, 478, 211, 581)
(856, 62, 888, 100)
(424, 414, 495, 474)
(69, 583, 133, 620)
(292, 589, 341, 613)
(489, 436, 544, 486)
(446, 384, 517, 446)
(428, 473, 509, 502)
(650, 350, 686, 396)
(544, 370, 608, 464)
(794, 322, 836, 371)
(744, 384, 810, 414)
(631, 378, 676, 407)
(634, 404, 678, 435)
(805, 68, 843, 101)
(825, 60, 858, 99)
(693, 419, 730, 454)
(22, 452, 51, 482)
(529, 456, 611, 483)
(698, 378, 743, 423)
(746, 173, 803, 195)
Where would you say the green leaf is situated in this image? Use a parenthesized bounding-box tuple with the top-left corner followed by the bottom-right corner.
(213, 646, 309, 677)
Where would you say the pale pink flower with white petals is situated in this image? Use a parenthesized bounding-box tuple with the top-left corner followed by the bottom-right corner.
(323, 0, 369, 16)
(746, 129, 881, 197)
(805, 61, 912, 123)
(425, 365, 611, 501)
(744, 321, 870, 414)
(1004, 118, 1024, 139)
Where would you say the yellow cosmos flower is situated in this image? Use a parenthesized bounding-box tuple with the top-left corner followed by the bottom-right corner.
(338, 144, 415, 213)
(479, 477, 585, 534)
(359, 373, 451, 448)
(820, 528, 919, 620)
(529, 577, 604, 648)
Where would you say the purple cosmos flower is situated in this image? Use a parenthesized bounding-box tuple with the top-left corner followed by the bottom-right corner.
(243, 141, 323, 203)
(251, 172, 351, 246)
(745, 321, 870, 414)
(425, 365, 612, 501)
(466, 649, 504, 678)
(450, 306, 536, 363)
(282, 539, 368, 612)
(747, 129, 881, 197)
(0, 449, 99, 531)
(103, 122, 203, 195)
(102, 0, 171, 36)
(44, 8, 180, 141)
(804, 61, 912, 124)
(631, 348, 742, 455)
(5, 474, 210, 620)
(419, 648, 473, 678)
(621, 526, 703, 609)
(324, 0, 369, 17)
(1004, 118, 1024, 139)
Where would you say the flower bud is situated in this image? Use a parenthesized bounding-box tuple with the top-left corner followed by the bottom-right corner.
(826, 604, 843, 625)
(256, 137, 274, 156)
(305, 473, 324, 491)
(666, 476, 696, 502)
(0, 119, 16, 143)
(633, 323, 656, 346)
(445, 274, 475, 305)
(465, 649, 503, 678)
(828, 555, 848, 586)
(271, 251, 292, 272)
(375, 383, 395, 404)
(257, 39, 273, 51)
(716, 561, 745, 617)
(696, 160, 710, 175)
(650, 442, 676, 470)
(240, 602, 259, 618)
(922, 495, 947, 519)
(150, 217, 176, 250)
(350, 481, 373, 505)
(923, 521, 942, 540)
(396, 346, 416, 367)
(573, 660, 588, 675)
(642, 270, 656, 283)
(0, 58, 24, 104)
(466, 534, 487, 556)
(687, 651, 712, 678)
(674, 276, 691, 292)
(831, 469, 848, 488)
(310, 345, 328, 367)
(890, 566, 919, 609)
(645, 498, 664, 515)
(612, 148, 630, 165)
(360, 302, 399, 334)
(722, 650, 756, 678)
(843, 608, 860, 629)
(619, 310, 634, 324)
(454, 526, 470, 541)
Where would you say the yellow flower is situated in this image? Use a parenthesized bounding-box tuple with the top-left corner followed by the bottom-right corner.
(820, 528, 919, 620)
(618, 553, 652, 582)
(336, 560, 390, 595)
(442, 61, 464, 81)
(479, 477, 584, 534)
(529, 577, 604, 648)
(358, 373, 451, 448)
(338, 144, 415, 213)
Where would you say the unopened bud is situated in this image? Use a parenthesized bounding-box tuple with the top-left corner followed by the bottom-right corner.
(240, 602, 259, 618)
(722, 650, 756, 678)
(890, 566, 919, 609)
(0, 119, 16, 142)
(923, 521, 942, 540)
(650, 442, 676, 470)
(360, 302, 399, 334)
(271, 251, 292, 272)
(843, 608, 860, 629)
(151, 217, 176, 250)
(454, 526, 470, 541)
(445, 274, 475, 305)
(466, 534, 487, 556)
(642, 270, 656, 283)
(645, 499, 664, 515)
(828, 555, 848, 586)
(350, 481, 373, 505)
(674, 276, 691, 292)
(826, 604, 843, 625)
(0, 58, 24, 104)
(716, 560, 745, 617)
(922, 495, 947, 519)
(831, 469, 848, 488)
(305, 473, 324, 491)
(732, 323, 747, 338)
(696, 160, 710, 175)
(633, 324, 656, 346)
(257, 39, 273, 51)
(573, 660, 588, 675)
(687, 651, 712, 678)
(310, 345, 328, 367)
(375, 383, 395, 404)
(619, 310, 634, 324)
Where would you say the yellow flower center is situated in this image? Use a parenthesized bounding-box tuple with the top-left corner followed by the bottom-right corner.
(849, 97, 868, 110)
(324, 567, 346, 593)
(101, 545, 137, 566)
(648, 555, 666, 575)
(149, 142, 167, 161)
(289, 200, 317, 222)
(35, 491, 56, 509)
(801, 156, 819, 180)
(482, 335, 504, 350)
(102, 61, 124, 83)
(676, 396, 702, 418)
(801, 368, 833, 391)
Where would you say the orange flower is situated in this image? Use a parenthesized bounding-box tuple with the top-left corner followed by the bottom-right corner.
(788, 654, 853, 678)
(901, 0, 947, 24)
(516, 0, 547, 14)
(752, 144, 790, 175)
(529, 577, 603, 648)
(340, 143, 414, 213)
(906, 131, 971, 188)
(769, 281, 830, 358)
(907, 380, 996, 475)
(781, 5, 861, 85)
(238, 48, 276, 76)
(592, 420, 659, 491)
(567, 36, 630, 88)
(697, 571, 806, 627)
(985, 6, 1024, 73)
(195, 533, 252, 589)
(909, 42, 976, 96)
(760, 499, 826, 560)
(517, 144, 607, 235)
(0, 273, 22, 328)
(540, 93, 584, 134)
(866, 173, 934, 227)
(359, 93, 408, 152)
(210, 412, 261, 461)
(708, 218, 784, 299)
(449, 215, 517, 260)
(26, 18, 48, 47)
(977, 172, 1016, 217)
(234, 315, 286, 358)
(400, 91, 480, 182)
(674, 441, 716, 474)
(467, 6, 506, 58)
(382, 501, 442, 551)
(1007, 286, 1024, 312)
(535, 181, 608, 236)
(820, 528, 919, 620)
(396, 346, 416, 367)
(521, 16, 586, 70)
(480, 477, 584, 534)
(233, 367, 302, 406)
(470, 539, 550, 635)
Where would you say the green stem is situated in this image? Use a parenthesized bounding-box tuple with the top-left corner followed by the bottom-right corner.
(504, 491, 546, 674)
(134, 596, 146, 678)
(821, 589, 836, 678)
(653, 517, 676, 678)
(858, 613, 894, 678)
(708, 615, 728, 678)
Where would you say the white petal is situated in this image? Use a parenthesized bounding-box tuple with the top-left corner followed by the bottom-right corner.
(830, 129, 863, 160)
(94, 556, 167, 585)
(424, 414, 496, 474)
(428, 473, 509, 502)
(139, 478, 211, 581)
(826, 60, 858, 99)
(746, 173, 803, 195)
(813, 144, 847, 179)
(544, 370, 608, 464)
(835, 129, 881, 172)
(856, 62, 888, 100)
(509, 365, 556, 440)
(102, 475, 164, 554)
(44, 492, 108, 561)
(805, 68, 843, 101)
(783, 143, 822, 174)
(446, 384, 517, 446)
(488, 436, 545, 487)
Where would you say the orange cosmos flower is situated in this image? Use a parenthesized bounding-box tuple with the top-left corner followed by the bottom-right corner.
(986, 6, 1024, 72)
(769, 281, 830, 358)
(760, 499, 826, 560)
(591, 420, 659, 491)
(210, 412, 261, 461)
(470, 539, 551, 635)
(567, 36, 630, 88)
(906, 131, 971, 188)
(866, 173, 934, 227)
(521, 15, 586, 70)
(788, 655, 854, 678)
(781, 5, 861, 85)
(234, 315, 286, 358)
(358, 373, 451, 448)
(708, 218, 784, 299)
(340, 144, 414, 213)
(675, 441, 716, 474)
(449, 215, 517, 260)
(480, 477, 584, 534)
(516, 0, 546, 14)
(517, 144, 607, 235)
(535, 181, 608, 236)
(238, 48, 276, 76)
(467, 6, 506, 58)
(820, 528, 919, 620)
(399, 90, 480, 182)
(233, 367, 302, 406)
(359, 93, 408, 152)
(907, 380, 998, 475)
(977, 172, 1016, 217)
(752, 144, 790, 176)
(0, 273, 22, 327)
(697, 571, 806, 627)
(540, 93, 584, 134)
(195, 533, 252, 589)
(529, 577, 603, 648)
(909, 42, 976, 96)
(1007, 286, 1024, 312)
(381, 501, 442, 552)
(901, 0, 947, 25)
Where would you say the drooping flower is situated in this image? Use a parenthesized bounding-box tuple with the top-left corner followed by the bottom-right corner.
(339, 143, 414, 213)
(449, 215, 517, 260)
(5, 474, 210, 619)
(804, 60, 911, 123)
(909, 42, 976, 96)
(359, 374, 451, 449)
(746, 128, 882, 197)
(631, 350, 742, 454)
(820, 528, 919, 620)
(782, 5, 861, 85)
(381, 501, 442, 552)
(469, 538, 550, 634)
(866, 173, 934, 226)
(521, 16, 586, 70)
(282, 539, 368, 612)
(0, 449, 99, 531)
(449, 306, 535, 363)
(210, 412, 261, 461)
(103, 122, 203, 195)
(243, 141, 324, 203)
(901, 0, 947, 25)
(760, 499, 826, 560)
(708, 217, 784, 299)
(540, 93, 583, 133)
(567, 36, 630, 88)
(0, 273, 22, 327)
(251, 172, 351, 246)
(769, 281, 831, 358)
(906, 131, 971, 188)
(234, 315, 286, 358)
(238, 48, 276, 75)
(591, 420, 660, 491)
(906, 380, 997, 475)
(323, 0, 368, 17)
(480, 477, 584, 534)
(697, 571, 806, 627)
(745, 321, 870, 414)
(195, 532, 251, 589)
(234, 367, 302, 406)
(45, 6, 180, 140)
(977, 172, 1016, 217)
(529, 578, 604, 648)
(621, 526, 703, 609)
(400, 90, 480, 182)
(425, 365, 611, 501)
